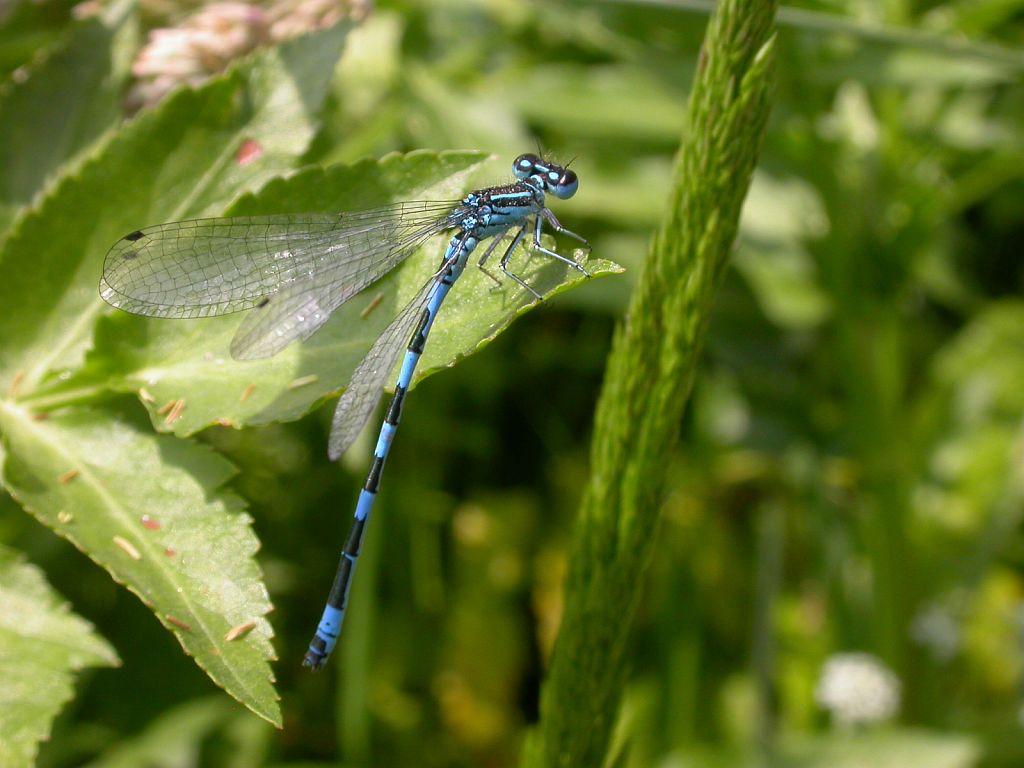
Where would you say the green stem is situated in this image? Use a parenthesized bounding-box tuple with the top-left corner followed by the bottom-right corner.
(753, 502, 785, 762)
(524, 1, 778, 765)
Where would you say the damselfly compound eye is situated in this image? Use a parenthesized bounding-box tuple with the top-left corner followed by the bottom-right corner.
(513, 153, 541, 179)
(553, 169, 579, 199)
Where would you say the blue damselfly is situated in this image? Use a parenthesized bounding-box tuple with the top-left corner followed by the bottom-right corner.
(100, 153, 589, 669)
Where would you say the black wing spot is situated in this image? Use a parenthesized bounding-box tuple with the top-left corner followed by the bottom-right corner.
(124, 230, 145, 241)
(257, 297, 270, 308)
(122, 250, 138, 260)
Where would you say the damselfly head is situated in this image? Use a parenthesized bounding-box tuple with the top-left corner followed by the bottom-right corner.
(513, 153, 579, 200)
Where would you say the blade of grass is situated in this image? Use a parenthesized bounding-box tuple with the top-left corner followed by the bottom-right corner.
(603, 0, 1024, 75)
(524, 0, 778, 765)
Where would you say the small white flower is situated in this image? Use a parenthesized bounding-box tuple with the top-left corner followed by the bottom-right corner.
(815, 652, 901, 727)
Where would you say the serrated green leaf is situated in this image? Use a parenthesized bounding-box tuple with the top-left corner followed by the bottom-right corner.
(42, 150, 621, 442)
(0, 22, 350, 396)
(0, 404, 280, 726)
(0, 0, 137, 237)
(0, 543, 119, 767)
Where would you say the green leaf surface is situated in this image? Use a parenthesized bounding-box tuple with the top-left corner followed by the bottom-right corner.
(934, 301, 1024, 417)
(0, 0, 76, 79)
(808, 42, 1021, 87)
(0, 404, 280, 725)
(49, 151, 620, 443)
(506, 64, 688, 143)
(0, 22, 350, 396)
(0, 543, 119, 767)
(671, 729, 979, 768)
(82, 697, 244, 768)
(734, 172, 831, 329)
(0, 0, 137, 237)
(924, 301, 1024, 528)
(782, 729, 979, 768)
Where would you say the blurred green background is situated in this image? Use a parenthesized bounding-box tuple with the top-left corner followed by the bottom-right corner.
(1, 0, 1023, 765)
